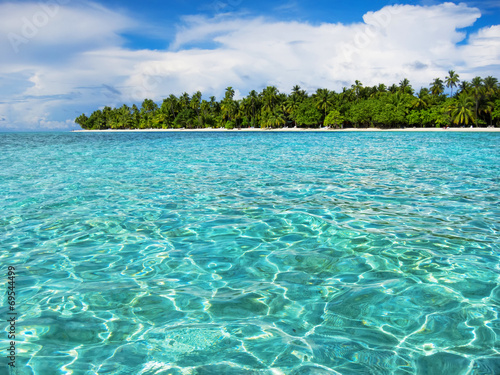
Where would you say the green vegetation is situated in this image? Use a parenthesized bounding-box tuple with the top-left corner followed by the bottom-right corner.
(75, 74, 500, 130)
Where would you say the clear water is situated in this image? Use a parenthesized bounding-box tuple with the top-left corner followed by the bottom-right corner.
(1, 132, 499, 375)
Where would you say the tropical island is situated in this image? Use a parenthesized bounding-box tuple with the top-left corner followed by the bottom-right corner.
(75, 72, 500, 130)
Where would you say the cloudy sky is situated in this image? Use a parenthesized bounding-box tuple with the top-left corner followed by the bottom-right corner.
(1, 0, 499, 131)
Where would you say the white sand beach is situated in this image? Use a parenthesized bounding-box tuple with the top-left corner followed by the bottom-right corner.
(73, 127, 500, 132)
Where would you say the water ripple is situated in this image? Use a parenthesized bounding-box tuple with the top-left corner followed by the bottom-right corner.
(1, 132, 499, 374)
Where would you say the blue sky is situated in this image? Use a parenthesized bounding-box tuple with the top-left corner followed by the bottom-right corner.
(1, 0, 499, 130)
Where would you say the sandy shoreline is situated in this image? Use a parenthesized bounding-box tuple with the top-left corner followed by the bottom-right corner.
(73, 127, 500, 132)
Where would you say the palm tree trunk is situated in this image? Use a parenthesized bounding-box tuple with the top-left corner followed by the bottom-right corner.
(475, 101, 478, 127)
(170, 105, 176, 121)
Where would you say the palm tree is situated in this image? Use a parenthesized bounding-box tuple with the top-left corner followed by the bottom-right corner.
(224, 86, 235, 100)
(272, 111, 286, 128)
(131, 104, 140, 126)
(209, 96, 218, 112)
(221, 87, 237, 123)
(247, 90, 260, 127)
(483, 76, 498, 98)
(449, 94, 474, 126)
(419, 87, 430, 97)
(75, 113, 89, 129)
(179, 92, 191, 111)
(388, 84, 398, 94)
(390, 91, 411, 127)
(377, 83, 387, 93)
(340, 87, 355, 104)
(399, 78, 412, 94)
(278, 93, 289, 125)
(140, 99, 157, 114)
(239, 97, 254, 128)
(140, 99, 158, 128)
(445, 70, 460, 97)
(430, 78, 445, 96)
(458, 80, 471, 94)
(119, 104, 133, 129)
(262, 110, 285, 128)
(190, 91, 202, 127)
(291, 85, 307, 100)
(200, 99, 211, 127)
(285, 95, 302, 127)
(261, 86, 279, 115)
(352, 80, 363, 101)
(221, 100, 237, 123)
(369, 84, 386, 99)
(480, 101, 495, 126)
(314, 88, 333, 126)
(412, 88, 430, 110)
(164, 95, 179, 122)
(471, 76, 484, 127)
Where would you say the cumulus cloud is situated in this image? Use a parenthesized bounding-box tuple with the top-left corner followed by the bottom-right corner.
(0, 1, 498, 130)
(461, 25, 500, 69)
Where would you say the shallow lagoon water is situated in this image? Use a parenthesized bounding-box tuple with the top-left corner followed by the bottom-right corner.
(1, 131, 499, 374)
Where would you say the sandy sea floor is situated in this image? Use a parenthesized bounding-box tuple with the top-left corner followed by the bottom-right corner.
(4, 131, 499, 374)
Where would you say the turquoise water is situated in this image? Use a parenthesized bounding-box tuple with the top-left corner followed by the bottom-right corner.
(1, 131, 499, 375)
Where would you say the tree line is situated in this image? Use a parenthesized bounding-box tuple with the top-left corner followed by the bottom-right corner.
(75, 72, 500, 130)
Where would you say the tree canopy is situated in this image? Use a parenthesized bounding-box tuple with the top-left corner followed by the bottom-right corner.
(75, 75, 500, 130)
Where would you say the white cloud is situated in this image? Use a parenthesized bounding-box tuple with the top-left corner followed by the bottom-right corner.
(0, 1, 132, 60)
(0, 1, 498, 130)
(460, 25, 500, 69)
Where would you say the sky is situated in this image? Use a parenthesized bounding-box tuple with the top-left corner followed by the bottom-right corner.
(1, 0, 499, 131)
